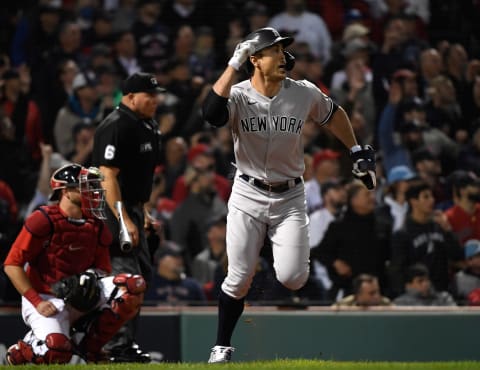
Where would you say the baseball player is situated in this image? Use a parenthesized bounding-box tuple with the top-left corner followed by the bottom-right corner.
(202, 27, 376, 363)
(3, 164, 146, 364)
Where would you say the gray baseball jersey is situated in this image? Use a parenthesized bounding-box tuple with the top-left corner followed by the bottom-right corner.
(221, 77, 335, 299)
(227, 77, 334, 181)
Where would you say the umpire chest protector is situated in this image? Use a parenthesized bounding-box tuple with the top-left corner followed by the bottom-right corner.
(28, 206, 105, 285)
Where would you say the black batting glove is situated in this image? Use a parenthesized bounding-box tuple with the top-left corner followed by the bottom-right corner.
(350, 145, 376, 190)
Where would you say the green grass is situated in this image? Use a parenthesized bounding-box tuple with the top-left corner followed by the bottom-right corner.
(3, 360, 480, 370)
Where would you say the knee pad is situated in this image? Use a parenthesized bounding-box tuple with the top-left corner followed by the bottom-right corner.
(6, 340, 34, 365)
(7, 334, 72, 365)
(111, 273, 146, 320)
(42, 333, 73, 364)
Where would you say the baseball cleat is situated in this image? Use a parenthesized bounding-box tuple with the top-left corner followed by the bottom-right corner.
(208, 345, 234, 363)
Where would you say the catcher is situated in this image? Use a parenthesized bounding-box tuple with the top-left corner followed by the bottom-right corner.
(3, 163, 146, 364)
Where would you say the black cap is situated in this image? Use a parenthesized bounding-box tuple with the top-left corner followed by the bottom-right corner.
(448, 170, 480, 189)
(121, 72, 166, 95)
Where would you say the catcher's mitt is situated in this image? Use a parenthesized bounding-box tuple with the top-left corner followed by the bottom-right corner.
(51, 270, 100, 312)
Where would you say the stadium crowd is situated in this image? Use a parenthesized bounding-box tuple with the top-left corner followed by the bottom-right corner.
(1, 0, 480, 308)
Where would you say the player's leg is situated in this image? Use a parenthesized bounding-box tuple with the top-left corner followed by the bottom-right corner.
(269, 193, 310, 291)
(7, 297, 73, 365)
(209, 206, 265, 363)
(77, 273, 146, 362)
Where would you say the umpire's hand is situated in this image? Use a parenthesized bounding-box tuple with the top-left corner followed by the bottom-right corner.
(350, 145, 376, 190)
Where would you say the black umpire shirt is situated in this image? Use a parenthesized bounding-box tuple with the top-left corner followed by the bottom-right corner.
(92, 103, 161, 203)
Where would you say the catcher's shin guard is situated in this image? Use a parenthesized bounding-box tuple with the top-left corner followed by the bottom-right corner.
(7, 334, 72, 365)
(79, 273, 146, 355)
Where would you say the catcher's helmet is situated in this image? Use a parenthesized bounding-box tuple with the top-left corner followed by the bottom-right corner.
(49, 164, 82, 201)
(245, 27, 294, 54)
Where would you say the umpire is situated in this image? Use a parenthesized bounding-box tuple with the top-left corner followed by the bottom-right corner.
(92, 72, 164, 362)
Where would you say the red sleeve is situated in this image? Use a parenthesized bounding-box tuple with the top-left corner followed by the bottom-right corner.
(4, 210, 52, 266)
(94, 222, 112, 273)
(172, 176, 188, 204)
(4, 227, 47, 267)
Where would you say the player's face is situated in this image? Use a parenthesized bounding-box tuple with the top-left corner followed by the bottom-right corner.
(130, 92, 160, 119)
(253, 43, 287, 80)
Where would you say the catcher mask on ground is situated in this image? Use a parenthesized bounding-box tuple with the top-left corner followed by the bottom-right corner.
(79, 166, 107, 220)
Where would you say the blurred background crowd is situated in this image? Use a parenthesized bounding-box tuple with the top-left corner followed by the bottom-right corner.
(1, 0, 480, 308)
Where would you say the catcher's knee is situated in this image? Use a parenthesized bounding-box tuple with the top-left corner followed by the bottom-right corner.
(111, 273, 146, 320)
(7, 333, 72, 365)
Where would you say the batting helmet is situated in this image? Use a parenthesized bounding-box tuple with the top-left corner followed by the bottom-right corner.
(49, 164, 82, 201)
(244, 27, 295, 72)
(245, 27, 294, 54)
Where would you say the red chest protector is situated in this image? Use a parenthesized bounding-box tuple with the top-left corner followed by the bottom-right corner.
(31, 206, 105, 287)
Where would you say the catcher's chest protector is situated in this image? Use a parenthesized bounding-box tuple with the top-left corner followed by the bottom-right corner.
(34, 206, 102, 282)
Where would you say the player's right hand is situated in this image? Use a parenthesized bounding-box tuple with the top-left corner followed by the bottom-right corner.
(228, 40, 258, 71)
(36, 300, 58, 317)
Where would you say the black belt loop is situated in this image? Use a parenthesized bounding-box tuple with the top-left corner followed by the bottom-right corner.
(239, 174, 302, 193)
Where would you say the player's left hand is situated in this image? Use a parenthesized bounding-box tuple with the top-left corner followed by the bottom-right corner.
(350, 145, 376, 190)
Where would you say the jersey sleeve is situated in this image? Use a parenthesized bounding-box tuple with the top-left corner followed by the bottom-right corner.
(4, 210, 52, 267)
(93, 121, 124, 168)
(303, 80, 334, 126)
(226, 88, 240, 126)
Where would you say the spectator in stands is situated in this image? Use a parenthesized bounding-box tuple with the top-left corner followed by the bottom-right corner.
(380, 165, 417, 232)
(393, 263, 456, 306)
(172, 143, 231, 204)
(169, 148, 228, 268)
(163, 136, 188, 197)
(452, 239, 480, 303)
(418, 48, 444, 101)
(411, 148, 448, 207)
(38, 59, 78, 145)
(1, 69, 43, 163)
(424, 74, 464, 141)
(333, 274, 392, 307)
(389, 181, 463, 296)
(65, 122, 95, 167)
(54, 71, 104, 156)
(131, 0, 170, 73)
(457, 125, 480, 176)
(308, 180, 347, 292)
(304, 148, 341, 214)
(112, 30, 141, 80)
(312, 181, 391, 300)
(191, 215, 227, 298)
(25, 143, 70, 216)
(444, 170, 480, 245)
(0, 110, 36, 206)
(269, 0, 332, 63)
(145, 243, 206, 304)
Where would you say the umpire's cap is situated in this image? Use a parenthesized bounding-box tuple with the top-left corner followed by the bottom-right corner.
(244, 27, 294, 55)
(121, 72, 166, 95)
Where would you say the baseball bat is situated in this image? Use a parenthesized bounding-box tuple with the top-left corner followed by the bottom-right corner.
(115, 201, 132, 252)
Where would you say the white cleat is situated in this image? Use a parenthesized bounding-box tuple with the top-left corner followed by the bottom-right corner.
(208, 345, 235, 363)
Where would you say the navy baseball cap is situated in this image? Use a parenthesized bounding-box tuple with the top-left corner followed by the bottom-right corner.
(121, 72, 166, 95)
